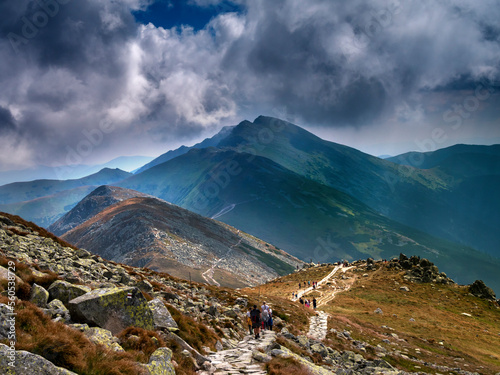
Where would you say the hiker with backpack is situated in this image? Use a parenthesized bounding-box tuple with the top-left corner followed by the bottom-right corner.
(250, 305, 261, 339)
(267, 308, 273, 331)
(246, 307, 253, 334)
(261, 307, 269, 331)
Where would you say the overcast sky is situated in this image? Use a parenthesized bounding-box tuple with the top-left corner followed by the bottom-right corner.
(1, 0, 499, 171)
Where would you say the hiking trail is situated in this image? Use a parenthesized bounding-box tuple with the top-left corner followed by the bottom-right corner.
(202, 236, 242, 286)
(198, 331, 276, 375)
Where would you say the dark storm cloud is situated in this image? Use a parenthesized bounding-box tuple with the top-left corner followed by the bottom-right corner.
(0, 0, 499, 169)
(0, 106, 16, 133)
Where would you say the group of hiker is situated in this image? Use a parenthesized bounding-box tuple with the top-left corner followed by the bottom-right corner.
(246, 302, 273, 339)
(298, 280, 318, 289)
(299, 297, 317, 309)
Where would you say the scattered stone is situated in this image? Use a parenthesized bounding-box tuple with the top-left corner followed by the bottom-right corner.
(374, 308, 383, 314)
(400, 286, 410, 292)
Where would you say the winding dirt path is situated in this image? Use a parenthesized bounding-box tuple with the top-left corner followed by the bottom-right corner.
(292, 265, 354, 303)
(201, 236, 242, 286)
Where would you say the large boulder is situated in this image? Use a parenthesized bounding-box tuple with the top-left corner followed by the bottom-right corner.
(48, 281, 90, 305)
(469, 280, 496, 300)
(0, 343, 77, 375)
(143, 347, 175, 375)
(68, 287, 154, 334)
(148, 298, 178, 330)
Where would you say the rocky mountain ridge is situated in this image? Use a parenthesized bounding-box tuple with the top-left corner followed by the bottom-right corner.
(55, 188, 302, 288)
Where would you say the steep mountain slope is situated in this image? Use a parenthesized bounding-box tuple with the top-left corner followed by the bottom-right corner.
(118, 148, 500, 293)
(61, 196, 302, 287)
(0, 168, 132, 205)
(135, 125, 234, 173)
(48, 185, 153, 236)
(212, 116, 499, 258)
(387, 144, 500, 255)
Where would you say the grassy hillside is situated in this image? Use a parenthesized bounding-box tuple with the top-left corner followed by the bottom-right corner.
(258, 261, 500, 374)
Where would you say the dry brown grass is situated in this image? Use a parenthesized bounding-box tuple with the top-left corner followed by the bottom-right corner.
(1, 296, 146, 374)
(117, 327, 165, 363)
(266, 356, 313, 375)
(165, 303, 220, 352)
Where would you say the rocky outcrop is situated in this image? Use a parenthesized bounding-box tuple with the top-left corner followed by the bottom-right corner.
(388, 254, 455, 285)
(469, 280, 496, 300)
(68, 287, 154, 334)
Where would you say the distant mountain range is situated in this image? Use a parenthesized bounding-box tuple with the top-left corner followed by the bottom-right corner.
(0, 156, 153, 186)
(0, 168, 131, 226)
(55, 186, 301, 287)
(0, 116, 499, 292)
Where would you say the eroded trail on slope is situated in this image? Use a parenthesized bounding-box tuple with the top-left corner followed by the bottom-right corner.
(297, 266, 355, 340)
(201, 237, 242, 286)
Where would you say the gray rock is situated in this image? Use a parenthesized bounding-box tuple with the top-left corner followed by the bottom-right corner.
(224, 309, 238, 319)
(0, 343, 78, 374)
(215, 340, 224, 351)
(310, 343, 328, 357)
(297, 335, 310, 349)
(148, 298, 178, 329)
(0, 304, 15, 341)
(137, 279, 154, 293)
(252, 350, 272, 362)
(68, 286, 154, 334)
(84, 327, 124, 352)
(143, 347, 175, 375)
(208, 305, 218, 317)
(29, 283, 49, 308)
(234, 297, 248, 307)
(469, 280, 496, 300)
(48, 280, 90, 305)
(374, 308, 383, 314)
(269, 349, 286, 357)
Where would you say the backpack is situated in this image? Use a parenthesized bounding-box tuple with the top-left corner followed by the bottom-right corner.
(250, 308, 260, 323)
(262, 309, 269, 322)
